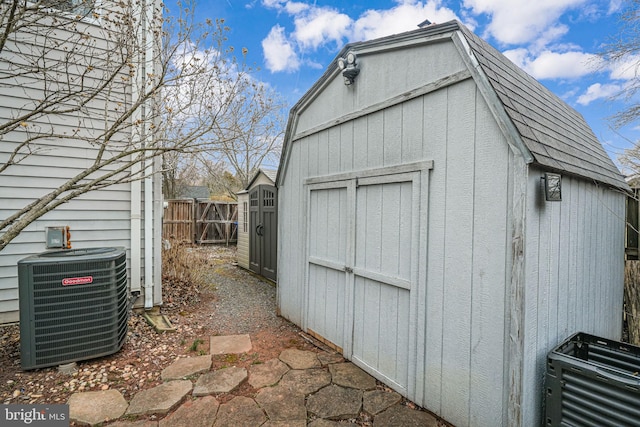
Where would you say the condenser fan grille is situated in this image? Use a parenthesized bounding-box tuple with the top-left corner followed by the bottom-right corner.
(18, 248, 129, 370)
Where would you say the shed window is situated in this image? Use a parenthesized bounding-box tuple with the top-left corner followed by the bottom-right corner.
(243, 201, 248, 233)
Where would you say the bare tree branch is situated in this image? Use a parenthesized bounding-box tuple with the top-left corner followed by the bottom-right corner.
(0, 0, 261, 251)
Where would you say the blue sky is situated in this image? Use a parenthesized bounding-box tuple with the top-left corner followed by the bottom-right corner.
(191, 0, 636, 173)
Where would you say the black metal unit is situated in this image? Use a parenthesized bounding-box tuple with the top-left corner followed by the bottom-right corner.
(545, 332, 640, 426)
(18, 247, 128, 370)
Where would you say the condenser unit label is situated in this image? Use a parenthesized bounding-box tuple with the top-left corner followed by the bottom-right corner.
(61, 276, 93, 286)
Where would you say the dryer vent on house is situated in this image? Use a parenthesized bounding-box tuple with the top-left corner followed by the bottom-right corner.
(18, 247, 128, 370)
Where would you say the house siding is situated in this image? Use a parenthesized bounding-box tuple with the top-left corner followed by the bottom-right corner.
(0, 8, 159, 323)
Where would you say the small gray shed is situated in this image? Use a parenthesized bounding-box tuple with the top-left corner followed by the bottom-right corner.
(237, 169, 278, 281)
(276, 21, 629, 426)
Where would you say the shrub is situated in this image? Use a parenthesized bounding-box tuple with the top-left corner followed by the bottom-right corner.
(161, 240, 209, 310)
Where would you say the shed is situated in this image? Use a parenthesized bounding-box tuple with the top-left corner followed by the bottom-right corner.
(276, 20, 629, 426)
(237, 169, 277, 281)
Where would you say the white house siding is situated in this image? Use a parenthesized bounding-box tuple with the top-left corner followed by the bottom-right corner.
(520, 167, 625, 426)
(0, 10, 160, 323)
(279, 66, 515, 425)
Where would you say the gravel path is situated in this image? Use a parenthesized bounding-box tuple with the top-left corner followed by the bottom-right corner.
(203, 249, 293, 335)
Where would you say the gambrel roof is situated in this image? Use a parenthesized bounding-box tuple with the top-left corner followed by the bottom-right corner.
(278, 20, 628, 191)
(456, 23, 627, 190)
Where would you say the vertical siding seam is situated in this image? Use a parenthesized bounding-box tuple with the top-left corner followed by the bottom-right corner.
(468, 86, 477, 424)
(439, 87, 449, 408)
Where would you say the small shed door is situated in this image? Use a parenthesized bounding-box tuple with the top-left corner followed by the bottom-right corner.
(352, 173, 420, 395)
(306, 182, 352, 352)
(305, 165, 429, 397)
(249, 185, 277, 281)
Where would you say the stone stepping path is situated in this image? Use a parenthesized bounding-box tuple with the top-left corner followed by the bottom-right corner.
(67, 334, 440, 426)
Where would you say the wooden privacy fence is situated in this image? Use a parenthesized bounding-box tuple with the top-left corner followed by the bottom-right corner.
(163, 199, 238, 244)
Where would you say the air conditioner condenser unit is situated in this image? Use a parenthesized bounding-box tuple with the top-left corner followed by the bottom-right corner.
(18, 247, 129, 370)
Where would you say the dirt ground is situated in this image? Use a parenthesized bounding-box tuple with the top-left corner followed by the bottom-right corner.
(0, 245, 317, 411)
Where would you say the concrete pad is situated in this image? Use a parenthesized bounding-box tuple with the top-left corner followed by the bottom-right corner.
(279, 369, 332, 395)
(317, 352, 344, 366)
(210, 334, 252, 355)
(161, 355, 212, 381)
(363, 390, 402, 415)
(126, 380, 192, 416)
(306, 384, 362, 420)
(255, 385, 306, 421)
(249, 358, 290, 388)
(214, 396, 266, 427)
(159, 396, 219, 427)
(373, 405, 439, 427)
(329, 363, 376, 390)
(193, 366, 247, 396)
(108, 421, 158, 427)
(279, 349, 321, 369)
(68, 389, 128, 426)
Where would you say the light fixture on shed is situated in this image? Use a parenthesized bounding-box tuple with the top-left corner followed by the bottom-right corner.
(542, 172, 562, 201)
(337, 51, 360, 86)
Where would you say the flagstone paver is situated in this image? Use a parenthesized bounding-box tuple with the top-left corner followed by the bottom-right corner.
(363, 389, 402, 415)
(64, 347, 448, 427)
(193, 366, 247, 395)
(68, 389, 128, 426)
(126, 380, 192, 416)
(373, 405, 440, 427)
(317, 352, 344, 366)
(279, 348, 321, 369)
(213, 396, 267, 427)
(307, 420, 341, 427)
(161, 355, 212, 381)
(278, 369, 332, 395)
(262, 421, 307, 427)
(210, 334, 252, 355)
(329, 362, 376, 390)
(255, 385, 307, 421)
(159, 396, 219, 427)
(306, 384, 363, 420)
(248, 358, 290, 388)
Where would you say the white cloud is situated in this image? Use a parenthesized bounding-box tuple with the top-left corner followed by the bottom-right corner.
(351, 1, 459, 41)
(292, 8, 351, 49)
(503, 48, 600, 79)
(577, 82, 622, 105)
(262, 25, 300, 72)
(261, 0, 460, 73)
(462, 0, 586, 45)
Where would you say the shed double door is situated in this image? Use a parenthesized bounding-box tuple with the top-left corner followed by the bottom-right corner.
(249, 185, 277, 281)
(305, 166, 428, 396)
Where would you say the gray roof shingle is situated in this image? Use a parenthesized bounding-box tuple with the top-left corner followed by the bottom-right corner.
(456, 23, 627, 189)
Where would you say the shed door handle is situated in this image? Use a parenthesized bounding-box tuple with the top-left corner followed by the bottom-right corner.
(256, 224, 264, 236)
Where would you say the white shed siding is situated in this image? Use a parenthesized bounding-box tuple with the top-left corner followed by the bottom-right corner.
(520, 168, 625, 425)
(237, 192, 249, 269)
(279, 74, 514, 426)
